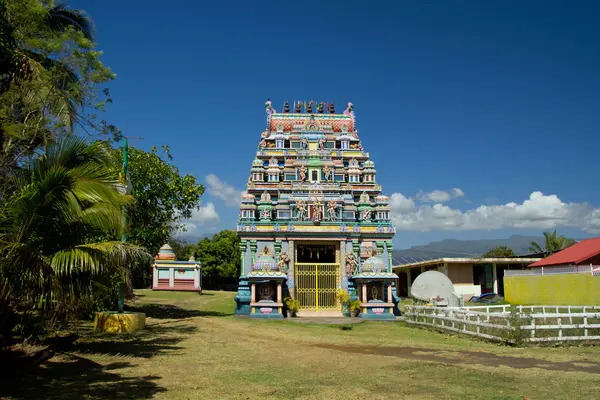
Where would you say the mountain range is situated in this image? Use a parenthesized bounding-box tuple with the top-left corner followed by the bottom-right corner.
(392, 235, 547, 262)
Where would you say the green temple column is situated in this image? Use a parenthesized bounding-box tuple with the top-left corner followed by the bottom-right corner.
(250, 240, 257, 265)
(352, 240, 360, 258)
(339, 240, 346, 281)
(376, 241, 385, 256)
(352, 240, 360, 270)
(386, 241, 393, 272)
(274, 240, 282, 260)
(239, 240, 247, 276)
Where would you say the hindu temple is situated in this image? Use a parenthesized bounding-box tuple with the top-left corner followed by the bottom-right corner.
(234, 100, 398, 319)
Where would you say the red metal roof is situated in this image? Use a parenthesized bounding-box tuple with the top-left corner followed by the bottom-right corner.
(528, 237, 600, 267)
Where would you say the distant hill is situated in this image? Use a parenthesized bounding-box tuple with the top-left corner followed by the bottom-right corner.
(392, 235, 547, 262)
(174, 233, 213, 244)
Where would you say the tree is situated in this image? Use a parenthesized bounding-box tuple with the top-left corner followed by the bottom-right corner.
(529, 230, 576, 256)
(482, 246, 516, 258)
(0, 0, 117, 184)
(169, 237, 196, 261)
(0, 136, 151, 318)
(195, 230, 240, 289)
(110, 145, 204, 258)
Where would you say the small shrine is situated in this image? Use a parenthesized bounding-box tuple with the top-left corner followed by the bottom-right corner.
(247, 246, 288, 319)
(152, 243, 202, 293)
(351, 247, 398, 319)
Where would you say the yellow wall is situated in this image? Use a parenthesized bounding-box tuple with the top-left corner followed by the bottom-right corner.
(505, 275, 600, 305)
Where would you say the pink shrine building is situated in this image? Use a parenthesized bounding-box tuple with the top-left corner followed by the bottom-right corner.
(152, 244, 202, 293)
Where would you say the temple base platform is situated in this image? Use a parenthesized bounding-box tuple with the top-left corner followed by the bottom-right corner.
(359, 301, 396, 320)
(250, 300, 284, 319)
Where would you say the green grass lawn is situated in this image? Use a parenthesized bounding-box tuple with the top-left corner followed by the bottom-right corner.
(4, 290, 600, 400)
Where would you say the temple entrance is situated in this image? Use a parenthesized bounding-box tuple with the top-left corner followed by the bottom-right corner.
(295, 243, 340, 313)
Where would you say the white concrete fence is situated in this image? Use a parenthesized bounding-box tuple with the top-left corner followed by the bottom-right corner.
(504, 265, 600, 277)
(404, 305, 600, 343)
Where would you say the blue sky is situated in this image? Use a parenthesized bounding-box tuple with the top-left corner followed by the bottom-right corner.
(72, 0, 600, 249)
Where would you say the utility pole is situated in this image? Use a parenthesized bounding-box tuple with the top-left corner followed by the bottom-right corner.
(118, 136, 142, 313)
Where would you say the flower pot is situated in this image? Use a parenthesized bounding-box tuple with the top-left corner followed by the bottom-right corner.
(287, 310, 297, 318)
(350, 310, 359, 318)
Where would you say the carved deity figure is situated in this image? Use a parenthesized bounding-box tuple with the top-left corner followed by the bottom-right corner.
(296, 200, 307, 221)
(312, 200, 323, 222)
(265, 99, 276, 115)
(301, 137, 309, 149)
(360, 191, 370, 203)
(278, 251, 290, 273)
(327, 200, 337, 221)
(259, 139, 267, 149)
(361, 208, 371, 221)
(343, 102, 354, 116)
(299, 165, 307, 182)
(259, 284, 274, 300)
(247, 175, 252, 185)
(317, 102, 324, 113)
(260, 191, 271, 202)
(370, 285, 379, 301)
(318, 137, 326, 150)
(345, 253, 357, 276)
(261, 207, 271, 220)
(323, 165, 332, 181)
(260, 246, 272, 257)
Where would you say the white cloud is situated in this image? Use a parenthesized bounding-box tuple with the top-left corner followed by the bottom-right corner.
(390, 191, 600, 234)
(205, 174, 244, 207)
(182, 202, 220, 233)
(417, 188, 465, 203)
(389, 193, 416, 213)
(452, 188, 465, 198)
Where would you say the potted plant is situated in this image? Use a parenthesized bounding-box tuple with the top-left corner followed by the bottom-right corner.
(349, 299, 361, 318)
(284, 297, 300, 318)
(336, 288, 350, 316)
(336, 289, 349, 304)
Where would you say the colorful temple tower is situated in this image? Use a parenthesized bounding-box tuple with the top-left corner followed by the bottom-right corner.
(235, 100, 398, 319)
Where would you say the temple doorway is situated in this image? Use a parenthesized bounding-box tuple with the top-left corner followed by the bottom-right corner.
(295, 242, 340, 313)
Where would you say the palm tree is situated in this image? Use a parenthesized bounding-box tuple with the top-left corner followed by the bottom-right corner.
(529, 230, 576, 256)
(0, 135, 151, 311)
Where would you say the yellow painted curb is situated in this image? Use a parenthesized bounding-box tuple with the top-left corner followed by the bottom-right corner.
(94, 311, 146, 333)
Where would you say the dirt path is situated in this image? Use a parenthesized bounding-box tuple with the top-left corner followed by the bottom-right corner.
(314, 343, 600, 373)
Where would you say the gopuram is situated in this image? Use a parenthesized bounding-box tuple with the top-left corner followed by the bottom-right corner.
(234, 99, 398, 319)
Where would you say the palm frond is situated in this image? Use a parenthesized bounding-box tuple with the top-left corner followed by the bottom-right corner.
(529, 241, 544, 254)
(45, 4, 95, 41)
(51, 242, 152, 276)
(22, 50, 80, 90)
(17, 62, 78, 130)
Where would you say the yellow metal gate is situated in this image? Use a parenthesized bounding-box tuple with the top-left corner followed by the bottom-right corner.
(295, 263, 339, 312)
